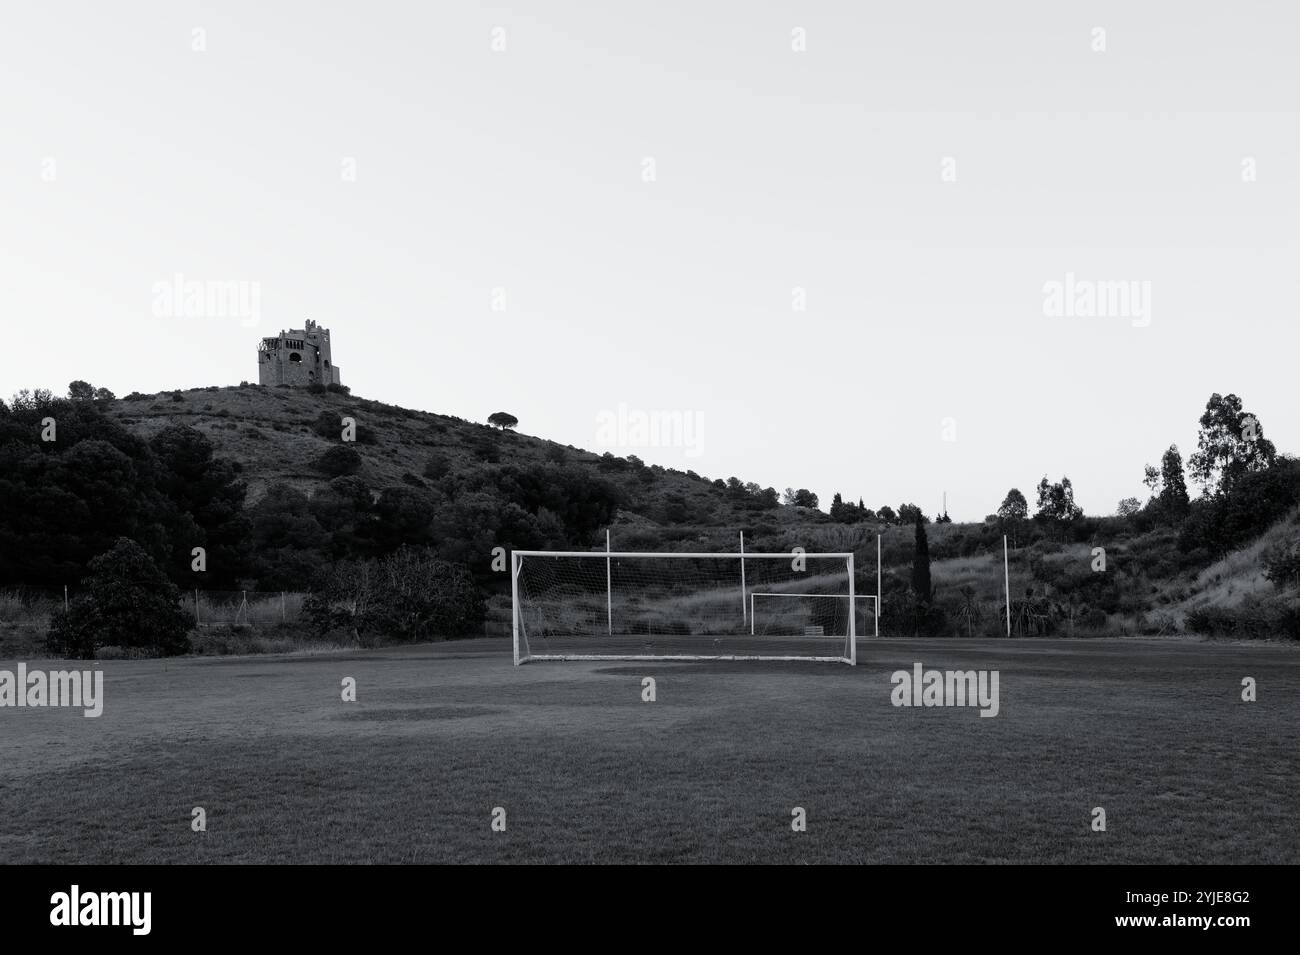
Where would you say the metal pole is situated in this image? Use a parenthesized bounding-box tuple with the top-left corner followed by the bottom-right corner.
(739, 531, 747, 624)
(876, 534, 882, 631)
(63, 584, 68, 613)
(848, 553, 856, 665)
(511, 552, 521, 665)
(605, 529, 613, 637)
(1004, 534, 1012, 638)
(195, 588, 199, 625)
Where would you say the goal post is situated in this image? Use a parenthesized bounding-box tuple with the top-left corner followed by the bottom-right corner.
(513, 550, 856, 665)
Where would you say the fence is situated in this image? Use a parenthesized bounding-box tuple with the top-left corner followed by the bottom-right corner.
(0, 587, 308, 630)
(192, 591, 305, 627)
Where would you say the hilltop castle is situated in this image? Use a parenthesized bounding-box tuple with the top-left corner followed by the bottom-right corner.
(258, 320, 342, 386)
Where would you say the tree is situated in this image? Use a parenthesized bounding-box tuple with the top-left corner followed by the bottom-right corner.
(46, 538, 193, 658)
(911, 517, 932, 605)
(1116, 497, 1142, 518)
(1157, 444, 1191, 521)
(1189, 393, 1276, 495)
(897, 503, 928, 525)
(790, 488, 819, 509)
(877, 505, 897, 525)
(93, 387, 115, 401)
(487, 411, 518, 431)
(1035, 476, 1083, 523)
(997, 488, 1028, 522)
(67, 380, 96, 401)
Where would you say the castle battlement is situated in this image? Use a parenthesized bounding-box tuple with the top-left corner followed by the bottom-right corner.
(258, 320, 342, 387)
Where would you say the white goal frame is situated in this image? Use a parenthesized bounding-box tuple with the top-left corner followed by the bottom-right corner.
(512, 550, 856, 666)
(749, 592, 879, 639)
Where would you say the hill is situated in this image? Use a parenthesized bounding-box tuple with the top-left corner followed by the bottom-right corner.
(106, 383, 831, 553)
(2, 382, 1296, 651)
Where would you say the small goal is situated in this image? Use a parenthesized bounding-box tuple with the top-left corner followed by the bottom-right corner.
(750, 592, 878, 639)
(513, 550, 857, 665)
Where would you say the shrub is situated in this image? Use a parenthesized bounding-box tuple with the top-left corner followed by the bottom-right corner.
(46, 538, 193, 658)
(1185, 595, 1300, 640)
(303, 549, 484, 643)
(423, 451, 452, 480)
(312, 411, 341, 439)
(1262, 538, 1300, 590)
(1082, 608, 1108, 630)
(315, 445, 362, 476)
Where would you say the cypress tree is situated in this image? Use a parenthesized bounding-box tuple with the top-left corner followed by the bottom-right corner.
(911, 516, 932, 604)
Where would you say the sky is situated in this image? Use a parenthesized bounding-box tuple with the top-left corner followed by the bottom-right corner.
(2, 1, 1297, 520)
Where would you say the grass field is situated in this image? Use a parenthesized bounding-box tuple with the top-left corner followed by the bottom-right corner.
(2, 637, 1297, 864)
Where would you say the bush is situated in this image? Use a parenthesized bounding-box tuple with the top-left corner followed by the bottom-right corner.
(303, 549, 485, 643)
(1082, 607, 1108, 630)
(423, 451, 452, 481)
(1185, 595, 1300, 640)
(315, 445, 362, 476)
(312, 411, 341, 439)
(46, 538, 193, 658)
(1262, 538, 1300, 589)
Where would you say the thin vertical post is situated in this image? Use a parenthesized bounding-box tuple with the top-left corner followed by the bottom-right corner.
(511, 551, 521, 665)
(739, 531, 747, 624)
(194, 588, 199, 625)
(63, 584, 68, 613)
(605, 529, 613, 637)
(848, 553, 856, 665)
(1004, 534, 1012, 638)
(281, 591, 286, 622)
(877, 534, 882, 630)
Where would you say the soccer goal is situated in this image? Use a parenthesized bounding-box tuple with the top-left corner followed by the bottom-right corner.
(512, 550, 856, 665)
(750, 592, 879, 639)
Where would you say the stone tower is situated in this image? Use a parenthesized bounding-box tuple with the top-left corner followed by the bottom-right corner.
(257, 320, 342, 386)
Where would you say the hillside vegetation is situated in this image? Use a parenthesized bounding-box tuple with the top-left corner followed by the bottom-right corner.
(2, 382, 1297, 654)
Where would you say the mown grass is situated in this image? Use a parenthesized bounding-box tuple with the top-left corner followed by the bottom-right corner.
(1, 637, 1296, 863)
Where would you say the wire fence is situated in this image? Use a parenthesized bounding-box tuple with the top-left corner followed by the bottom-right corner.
(191, 590, 308, 627)
(0, 587, 308, 629)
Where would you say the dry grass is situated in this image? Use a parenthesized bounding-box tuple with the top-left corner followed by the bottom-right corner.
(1169, 507, 1300, 623)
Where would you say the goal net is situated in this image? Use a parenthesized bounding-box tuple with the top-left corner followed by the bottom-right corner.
(750, 593, 878, 640)
(513, 551, 856, 664)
